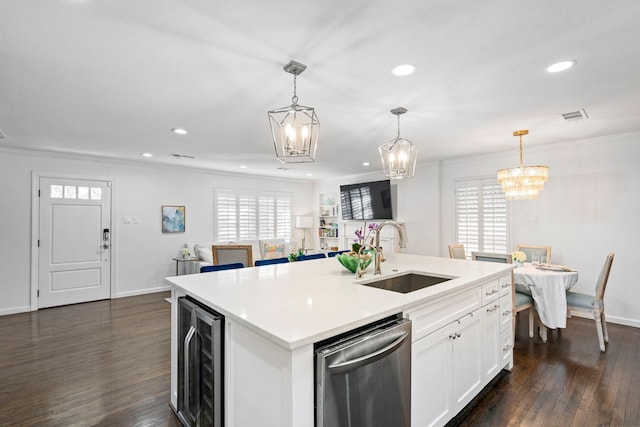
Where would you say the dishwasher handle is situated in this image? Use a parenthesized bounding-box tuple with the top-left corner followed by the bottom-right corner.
(328, 331, 409, 373)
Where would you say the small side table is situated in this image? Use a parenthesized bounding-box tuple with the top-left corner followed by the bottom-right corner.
(172, 257, 201, 276)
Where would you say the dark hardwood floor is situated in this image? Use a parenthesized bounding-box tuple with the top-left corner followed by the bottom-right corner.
(1, 292, 639, 426)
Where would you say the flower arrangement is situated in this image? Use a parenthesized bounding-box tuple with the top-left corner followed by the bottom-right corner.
(512, 251, 527, 263)
(181, 247, 191, 258)
(352, 222, 378, 254)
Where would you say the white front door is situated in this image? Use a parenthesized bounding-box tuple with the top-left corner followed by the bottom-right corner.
(38, 177, 112, 308)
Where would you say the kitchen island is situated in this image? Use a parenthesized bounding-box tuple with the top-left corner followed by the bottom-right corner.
(165, 253, 515, 427)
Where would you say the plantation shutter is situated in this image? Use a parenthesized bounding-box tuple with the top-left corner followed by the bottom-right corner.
(215, 189, 291, 242)
(455, 178, 509, 258)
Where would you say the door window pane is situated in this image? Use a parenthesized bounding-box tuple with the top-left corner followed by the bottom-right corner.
(64, 186, 77, 199)
(90, 187, 102, 200)
(77, 186, 89, 200)
(50, 185, 63, 198)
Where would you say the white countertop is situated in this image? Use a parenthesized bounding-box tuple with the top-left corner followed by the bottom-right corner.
(164, 253, 514, 350)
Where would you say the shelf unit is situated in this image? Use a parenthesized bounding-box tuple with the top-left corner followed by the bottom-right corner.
(318, 193, 340, 250)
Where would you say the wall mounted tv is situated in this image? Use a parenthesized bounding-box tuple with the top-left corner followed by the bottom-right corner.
(340, 179, 393, 220)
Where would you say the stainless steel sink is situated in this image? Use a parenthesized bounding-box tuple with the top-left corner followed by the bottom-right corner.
(358, 273, 456, 294)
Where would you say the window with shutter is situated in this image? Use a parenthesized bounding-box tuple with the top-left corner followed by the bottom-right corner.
(214, 189, 292, 242)
(455, 178, 509, 258)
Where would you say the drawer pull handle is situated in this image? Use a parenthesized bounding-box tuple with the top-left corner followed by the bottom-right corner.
(503, 344, 514, 352)
(501, 283, 511, 288)
(485, 289, 498, 296)
(502, 310, 513, 316)
(487, 304, 499, 312)
(449, 333, 457, 340)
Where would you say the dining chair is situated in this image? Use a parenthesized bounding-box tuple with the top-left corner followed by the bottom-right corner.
(327, 250, 349, 257)
(212, 244, 253, 268)
(471, 251, 535, 341)
(566, 252, 615, 352)
(200, 262, 244, 273)
(296, 253, 327, 261)
(515, 244, 551, 264)
(255, 257, 290, 266)
(448, 244, 466, 259)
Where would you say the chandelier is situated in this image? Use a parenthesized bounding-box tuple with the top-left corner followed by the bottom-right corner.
(268, 60, 319, 163)
(497, 130, 549, 200)
(379, 107, 418, 179)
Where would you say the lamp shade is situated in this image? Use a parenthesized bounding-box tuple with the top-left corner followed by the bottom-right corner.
(295, 216, 313, 229)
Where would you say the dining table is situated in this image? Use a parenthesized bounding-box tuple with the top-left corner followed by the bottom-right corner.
(513, 263, 579, 342)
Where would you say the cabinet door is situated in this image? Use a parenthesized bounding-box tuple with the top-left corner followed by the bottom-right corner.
(451, 310, 483, 412)
(482, 302, 501, 383)
(411, 325, 453, 427)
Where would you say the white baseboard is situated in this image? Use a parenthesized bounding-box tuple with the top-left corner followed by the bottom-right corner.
(115, 285, 171, 299)
(0, 305, 32, 316)
(570, 311, 640, 328)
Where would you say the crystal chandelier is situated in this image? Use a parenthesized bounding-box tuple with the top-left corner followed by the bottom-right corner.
(497, 130, 549, 200)
(268, 60, 319, 163)
(379, 107, 418, 179)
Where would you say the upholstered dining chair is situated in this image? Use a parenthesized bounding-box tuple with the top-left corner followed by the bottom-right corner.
(448, 244, 466, 259)
(566, 252, 615, 352)
(296, 253, 327, 261)
(327, 250, 349, 257)
(200, 262, 244, 273)
(515, 244, 551, 264)
(471, 251, 535, 341)
(212, 244, 253, 268)
(255, 257, 289, 266)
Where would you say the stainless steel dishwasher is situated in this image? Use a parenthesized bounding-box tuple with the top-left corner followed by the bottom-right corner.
(315, 315, 411, 427)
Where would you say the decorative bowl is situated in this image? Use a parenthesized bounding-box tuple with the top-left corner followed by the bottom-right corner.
(336, 252, 373, 273)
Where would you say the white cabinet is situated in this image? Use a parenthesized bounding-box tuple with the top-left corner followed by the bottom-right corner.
(409, 273, 514, 427)
(412, 309, 483, 427)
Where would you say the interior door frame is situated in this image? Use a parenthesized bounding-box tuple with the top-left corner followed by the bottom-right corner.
(30, 170, 117, 311)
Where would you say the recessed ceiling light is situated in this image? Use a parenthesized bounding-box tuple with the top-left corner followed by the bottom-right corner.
(546, 60, 576, 73)
(306, 173, 313, 176)
(240, 165, 247, 169)
(171, 127, 189, 135)
(141, 152, 153, 157)
(391, 64, 416, 77)
(362, 162, 370, 166)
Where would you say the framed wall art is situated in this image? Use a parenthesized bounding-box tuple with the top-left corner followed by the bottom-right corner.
(162, 205, 185, 233)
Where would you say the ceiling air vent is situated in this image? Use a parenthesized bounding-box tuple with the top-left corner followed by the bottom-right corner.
(169, 153, 195, 159)
(562, 109, 588, 121)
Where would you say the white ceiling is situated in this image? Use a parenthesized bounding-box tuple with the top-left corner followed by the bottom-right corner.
(1, 0, 639, 180)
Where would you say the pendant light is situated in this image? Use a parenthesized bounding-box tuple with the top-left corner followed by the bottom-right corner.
(268, 60, 319, 163)
(497, 130, 549, 200)
(379, 107, 418, 179)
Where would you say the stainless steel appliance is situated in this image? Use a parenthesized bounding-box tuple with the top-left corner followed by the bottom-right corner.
(315, 316, 412, 427)
(177, 297, 224, 427)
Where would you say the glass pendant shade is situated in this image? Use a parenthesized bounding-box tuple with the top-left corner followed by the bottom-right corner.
(497, 130, 549, 200)
(379, 107, 418, 179)
(268, 60, 319, 163)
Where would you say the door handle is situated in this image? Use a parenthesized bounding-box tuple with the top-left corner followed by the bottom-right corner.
(328, 331, 409, 373)
(183, 326, 197, 414)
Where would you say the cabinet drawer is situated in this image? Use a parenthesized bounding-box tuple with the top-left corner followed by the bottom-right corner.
(406, 287, 481, 341)
(498, 274, 512, 297)
(499, 293, 513, 333)
(500, 329, 514, 369)
(481, 279, 500, 305)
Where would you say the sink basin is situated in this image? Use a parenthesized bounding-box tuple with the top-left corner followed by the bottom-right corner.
(358, 273, 456, 294)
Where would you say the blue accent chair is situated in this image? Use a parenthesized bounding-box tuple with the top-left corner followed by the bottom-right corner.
(327, 250, 349, 257)
(200, 263, 244, 273)
(296, 253, 327, 261)
(255, 257, 290, 266)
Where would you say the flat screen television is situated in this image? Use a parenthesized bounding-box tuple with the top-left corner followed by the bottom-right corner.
(340, 179, 393, 220)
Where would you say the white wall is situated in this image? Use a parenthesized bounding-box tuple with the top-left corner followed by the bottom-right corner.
(0, 149, 314, 315)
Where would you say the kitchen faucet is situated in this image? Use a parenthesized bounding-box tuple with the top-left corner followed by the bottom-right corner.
(374, 221, 407, 275)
